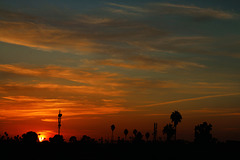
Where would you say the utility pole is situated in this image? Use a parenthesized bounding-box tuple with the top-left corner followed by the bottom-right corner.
(58, 110, 62, 135)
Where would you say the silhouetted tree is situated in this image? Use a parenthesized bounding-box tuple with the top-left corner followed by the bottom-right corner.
(163, 124, 175, 142)
(133, 131, 144, 143)
(194, 122, 214, 144)
(14, 135, 21, 143)
(133, 129, 137, 138)
(4, 132, 8, 137)
(80, 135, 95, 144)
(124, 129, 128, 141)
(145, 132, 150, 142)
(170, 110, 182, 140)
(69, 136, 77, 143)
(22, 131, 39, 144)
(49, 135, 64, 143)
(111, 124, 115, 142)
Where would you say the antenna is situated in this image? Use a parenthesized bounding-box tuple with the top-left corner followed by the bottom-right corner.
(58, 110, 62, 135)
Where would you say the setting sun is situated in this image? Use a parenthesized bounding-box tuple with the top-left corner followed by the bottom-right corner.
(38, 135, 46, 142)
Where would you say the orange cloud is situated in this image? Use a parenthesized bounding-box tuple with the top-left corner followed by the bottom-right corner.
(0, 20, 97, 53)
(0, 64, 120, 86)
(1, 82, 125, 97)
(0, 64, 186, 91)
(95, 58, 205, 72)
(0, 95, 133, 121)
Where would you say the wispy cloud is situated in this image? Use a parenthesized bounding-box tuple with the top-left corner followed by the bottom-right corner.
(0, 95, 134, 120)
(139, 93, 240, 108)
(95, 58, 205, 72)
(0, 8, 214, 71)
(184, 108, 240, 117)
(0, 64, 119, 86)
(0, 64, 189, 90)
(150, 3, 236, 20)
(107, 2, 237, 20)
(106, 2, 148, 15)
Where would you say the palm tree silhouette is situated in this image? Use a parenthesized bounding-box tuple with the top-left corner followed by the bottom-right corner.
(170, 110, 182, 141)
(145, 132, 150, 142)
(162, 123, 175, 142)
(111, 124, 115, 142)
(124, 129, 128, 141)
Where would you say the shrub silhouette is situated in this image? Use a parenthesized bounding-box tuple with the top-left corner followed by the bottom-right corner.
(80, 135, 95, 144)
(163, 124, 175, 141)
(133, 131, 144, 143)
(69, 136, 77, 143)
(49, 135, 64, 143)
(22, 131, 39, 144)
(194, 122, 213, 144)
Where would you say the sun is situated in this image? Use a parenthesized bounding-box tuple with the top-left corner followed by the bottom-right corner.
(38, 135, 46, 142)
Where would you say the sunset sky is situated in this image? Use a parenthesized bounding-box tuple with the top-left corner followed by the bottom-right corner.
(0, 0, 240, 141)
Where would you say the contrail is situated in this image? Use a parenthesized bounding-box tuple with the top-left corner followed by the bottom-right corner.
(138, 92, 240, 108)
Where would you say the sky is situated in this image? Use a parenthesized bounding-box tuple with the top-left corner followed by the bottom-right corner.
(0, 0, 240, 141)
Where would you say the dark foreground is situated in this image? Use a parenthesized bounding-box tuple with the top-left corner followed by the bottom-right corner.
(1, 142, 239, 160)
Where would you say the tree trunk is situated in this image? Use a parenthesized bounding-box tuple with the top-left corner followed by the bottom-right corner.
(111, 131, 114, 143)
(175, 126, 177, 141)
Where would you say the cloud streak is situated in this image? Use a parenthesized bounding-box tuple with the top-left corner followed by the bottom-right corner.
(108, 2, 237, 20)
(0, 95, 134, 120)
(0, 64, 191, 90)
(150, 3, 236, 20)
(139, 93, 240, 108)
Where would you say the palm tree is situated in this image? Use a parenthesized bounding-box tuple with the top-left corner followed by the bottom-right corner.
(145, 132, 150, 142)
(162, 123, 175, 141)
(124, 129, 128, 141)
(170, 110, 182, 141)
(111, 124, 115, 142)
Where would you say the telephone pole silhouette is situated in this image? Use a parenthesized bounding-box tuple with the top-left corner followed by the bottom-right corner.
(58, 110, 62, 135)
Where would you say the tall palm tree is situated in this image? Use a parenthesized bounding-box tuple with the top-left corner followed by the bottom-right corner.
(170, 110, 182, 141)
(111, 124, 115, 142)
(124, 129, 128, 141)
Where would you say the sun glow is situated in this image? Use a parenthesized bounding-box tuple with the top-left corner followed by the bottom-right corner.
(38, 135, 46, 142)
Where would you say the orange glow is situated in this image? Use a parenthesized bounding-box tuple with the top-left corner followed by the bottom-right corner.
(37, 131, 55, 142)
(38, 135, 46, 142)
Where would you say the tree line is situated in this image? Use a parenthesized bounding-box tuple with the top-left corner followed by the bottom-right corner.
(110, 111, 215, 144)
(0, 110, 217, 145)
